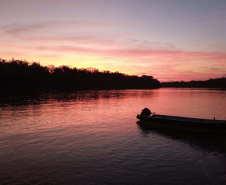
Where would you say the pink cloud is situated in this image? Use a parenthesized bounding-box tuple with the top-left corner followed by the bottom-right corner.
(1, 22, 226, 82)
(22, 45, 226, 62)
(5, 22, 226, 62)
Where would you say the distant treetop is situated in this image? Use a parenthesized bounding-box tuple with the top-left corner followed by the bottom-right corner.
(161, 78, 226, 88)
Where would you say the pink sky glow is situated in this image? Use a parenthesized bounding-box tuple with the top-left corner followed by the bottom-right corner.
(0, 0, 226, 82)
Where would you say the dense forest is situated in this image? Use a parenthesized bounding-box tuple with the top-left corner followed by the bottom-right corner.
(161, 78, 226, 88)
(0, 58, 160, 92)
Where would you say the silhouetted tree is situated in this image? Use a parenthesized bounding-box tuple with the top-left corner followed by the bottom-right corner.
(161, 78, 226, 88)
(0, 58, 160, 93)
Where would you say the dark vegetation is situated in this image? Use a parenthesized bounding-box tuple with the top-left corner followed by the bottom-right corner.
(0, 58, 160, 93)
(161, 78, 226, 88)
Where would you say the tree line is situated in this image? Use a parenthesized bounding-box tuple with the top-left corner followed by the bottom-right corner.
(0, 58, 160, 92)
(161, 78, 226, 88)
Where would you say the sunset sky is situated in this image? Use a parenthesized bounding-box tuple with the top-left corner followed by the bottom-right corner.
(0, 0, 226, 81)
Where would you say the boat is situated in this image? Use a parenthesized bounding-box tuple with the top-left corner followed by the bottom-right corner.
(137, 108, 226, 134)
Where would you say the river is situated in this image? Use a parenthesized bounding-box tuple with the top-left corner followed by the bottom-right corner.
(0, 88, 226, 185)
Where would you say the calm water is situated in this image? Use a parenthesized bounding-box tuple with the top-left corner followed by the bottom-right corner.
(0, 88, 226, 185)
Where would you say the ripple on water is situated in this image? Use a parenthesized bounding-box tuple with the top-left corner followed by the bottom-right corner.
(0, 89, 226, 185)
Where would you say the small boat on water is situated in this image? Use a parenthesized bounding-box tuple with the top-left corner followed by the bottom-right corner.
(137, 108, 226, 134)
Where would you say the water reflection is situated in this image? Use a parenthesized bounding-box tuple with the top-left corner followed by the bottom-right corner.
(0, 90, 136, 107)
(1, 89, 226, 185)
(137, 121, 226, 154)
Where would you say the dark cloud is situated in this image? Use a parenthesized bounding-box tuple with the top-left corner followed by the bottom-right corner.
(211, 67, 224, 71)
(1, 21, 113, 35)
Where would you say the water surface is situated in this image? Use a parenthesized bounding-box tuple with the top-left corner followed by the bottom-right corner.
(1, 89, 226, 185)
